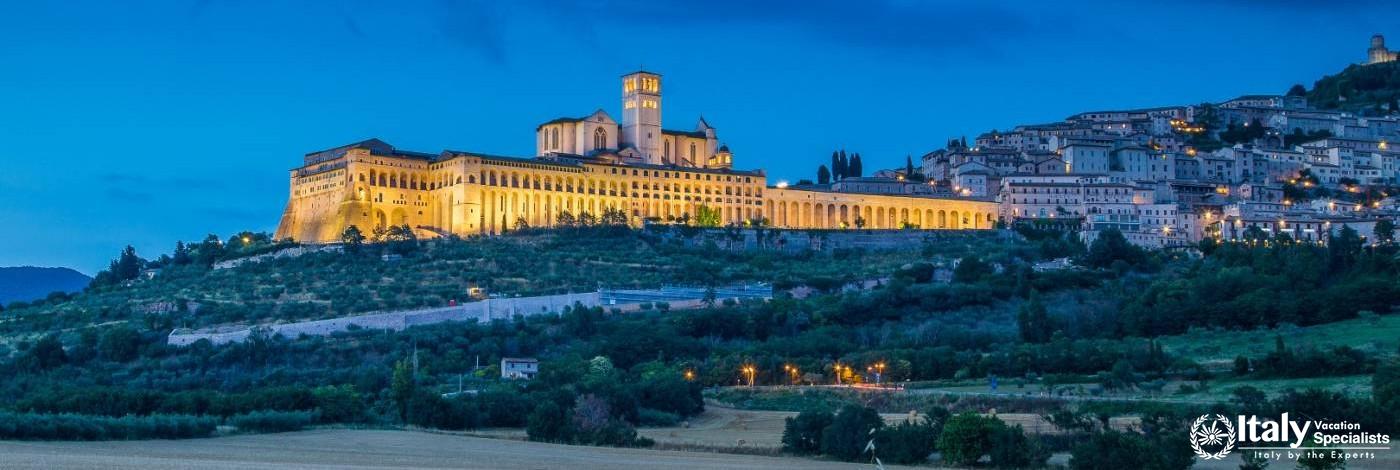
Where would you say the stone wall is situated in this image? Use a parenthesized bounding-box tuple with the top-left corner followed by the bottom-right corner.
(667, 227, 1009, 253)
(168, 291, 600, 346)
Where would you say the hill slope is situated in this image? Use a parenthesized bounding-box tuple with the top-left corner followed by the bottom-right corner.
(1305, 61, 1400, 114)
(0, 266, 91, 305)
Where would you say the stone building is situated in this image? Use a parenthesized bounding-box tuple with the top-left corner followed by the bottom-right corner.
(275, 72, 997, 243)
(1368, 34, 1398, 65)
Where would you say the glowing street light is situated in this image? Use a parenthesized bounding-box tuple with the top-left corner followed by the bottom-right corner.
(783, 364, 800, 385)
(683, 369, 695, 381)
(741, 366, 756, 387)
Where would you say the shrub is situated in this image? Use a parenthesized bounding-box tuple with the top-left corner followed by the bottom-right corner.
(878, 418, 940, 465)
(781, 409, 833, 455)
(312, 385, 366, 423)
(636, 408, 681, 426)
(0, 412, 216, 440)
(820, 405, 884, 461)
(228, 410, 318, 433)
(937, 412, 995, 467)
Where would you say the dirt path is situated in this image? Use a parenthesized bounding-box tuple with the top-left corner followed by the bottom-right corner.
(0, 429, 921, 470)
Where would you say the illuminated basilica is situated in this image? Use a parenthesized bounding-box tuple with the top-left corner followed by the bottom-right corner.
(275, 71, 997, 243)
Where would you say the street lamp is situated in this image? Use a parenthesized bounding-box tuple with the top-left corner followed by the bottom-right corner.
(742, 366, 756, 387)
(873, 362, 886, 386)
(783, 364, 799, 385)
(683, 369, 695, 381)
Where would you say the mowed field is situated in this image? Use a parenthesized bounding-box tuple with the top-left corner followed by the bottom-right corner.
(0, 429, 926, 470)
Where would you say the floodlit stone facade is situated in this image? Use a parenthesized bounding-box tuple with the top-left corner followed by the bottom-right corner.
(275, 72, 996, 243)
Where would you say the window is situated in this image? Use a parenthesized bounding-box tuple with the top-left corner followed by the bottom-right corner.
(594, 128, 607, 150)
(550, 128, 559, 149)
(689, 143, 696, 163)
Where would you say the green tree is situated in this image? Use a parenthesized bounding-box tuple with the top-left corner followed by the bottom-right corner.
(937, 412, 994, 467)
(1069, 429, 1191, 470)
(782, 409, 834, 454)
(1083, 228, 1146, 269)
(1373, 363, 1400, 409)
(953, 256, 993, 283)
(988, 422, 1047, 469)
(694, 205, 722, 227)
(97, 326, 141, 363)
(391, 359, 416, 423)
(1374, 219, 1395, 245)
(1017, 291, 1053, 343)
(820, 405, 884, 461)
(838, 150, 849, 181)
(341, 225, 365, 252)
(817, 165, 831, 184)
(172, 241, 192, 265)
(1287, 83, 1307, 97)
(312, 385, 366, 423)
(384, 225, 418, 254)
(831, 151, 842, 181)
(526, 401, 571, 443)
(878, 415, 942, 465)
(556, 210, 576, 227)
(21, 334, 68, 371)
(850, 153, 863, 178)
(601, 207, 628, 226)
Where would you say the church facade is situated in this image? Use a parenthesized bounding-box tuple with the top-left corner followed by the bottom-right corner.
(274, 72, 997, 243)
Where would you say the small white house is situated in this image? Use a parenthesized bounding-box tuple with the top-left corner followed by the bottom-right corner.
(501, 358, 539, 380)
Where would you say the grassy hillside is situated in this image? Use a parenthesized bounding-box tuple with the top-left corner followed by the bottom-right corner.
(0, 228, 1010, 336)
(1305, 61, 1400, 114)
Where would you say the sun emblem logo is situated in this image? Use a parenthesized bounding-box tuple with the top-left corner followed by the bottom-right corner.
(1190, 414, 1236, 460)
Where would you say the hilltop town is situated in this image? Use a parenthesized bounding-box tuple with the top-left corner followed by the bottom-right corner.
(908, 35, 1400, 249)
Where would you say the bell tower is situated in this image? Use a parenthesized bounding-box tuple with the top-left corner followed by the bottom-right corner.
(621, 71, 662, 164)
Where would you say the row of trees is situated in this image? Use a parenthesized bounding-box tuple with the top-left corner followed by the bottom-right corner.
(782, 406, 1045, 467)
(817, 149, 864, 184)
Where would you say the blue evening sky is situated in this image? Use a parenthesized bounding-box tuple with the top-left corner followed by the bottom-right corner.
(0, 1, 1393, 274)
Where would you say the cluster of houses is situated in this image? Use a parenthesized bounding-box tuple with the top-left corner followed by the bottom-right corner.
(913, 93, 1399, 248)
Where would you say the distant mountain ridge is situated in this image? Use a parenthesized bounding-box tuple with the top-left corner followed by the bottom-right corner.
(0, 266, 92, 305)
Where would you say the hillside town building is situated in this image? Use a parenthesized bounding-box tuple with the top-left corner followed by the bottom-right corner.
(920, 39, 1400, 248)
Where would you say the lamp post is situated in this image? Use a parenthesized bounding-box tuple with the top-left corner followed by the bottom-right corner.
(742, 366, 755, 387)
(873, 362, 886, 386)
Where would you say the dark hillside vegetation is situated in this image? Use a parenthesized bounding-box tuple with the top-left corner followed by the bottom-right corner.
(0, 226, 1395, 470)
(1305, 61, 1400, 115)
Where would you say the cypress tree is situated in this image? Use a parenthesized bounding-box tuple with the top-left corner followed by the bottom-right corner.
(831, 151, 841, 181)
(817, 165, 831, 184)
(837, 150, 849, 181)
(850, 153, 863, 177)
